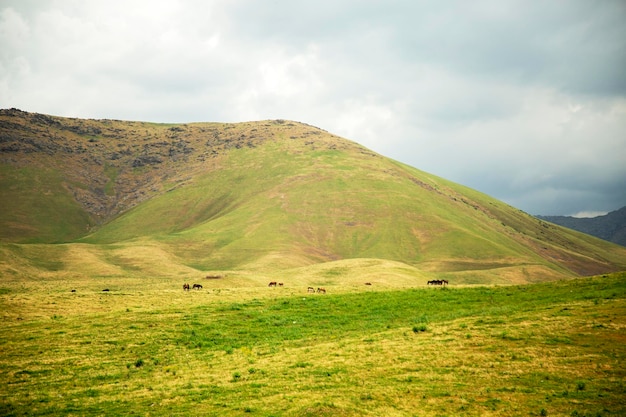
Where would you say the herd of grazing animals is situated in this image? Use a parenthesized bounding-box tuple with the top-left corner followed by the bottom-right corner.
(71, 279, 451, 294)
(182, 283, 203, 291)
(178, 280, 450, 292)
(271, 282, 324, 293)
(180, 282, 340, 293)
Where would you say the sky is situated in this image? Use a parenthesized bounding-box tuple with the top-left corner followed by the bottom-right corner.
(1, 0, 625, 216)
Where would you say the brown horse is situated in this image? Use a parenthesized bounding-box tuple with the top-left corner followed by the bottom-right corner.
(183, 283, 190, 291)
(307, 287, 315, 293)
(268, 281, 277, 287)
(317, 287, 326, 294)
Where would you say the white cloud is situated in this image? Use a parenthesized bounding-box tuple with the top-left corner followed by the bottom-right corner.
(330, 97, 398, 146)
(232, 44, 326, 120)
(0, 0, 625, 215)
(572, 211, 608, 218)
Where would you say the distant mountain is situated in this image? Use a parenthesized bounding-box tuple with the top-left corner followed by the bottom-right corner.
(1, 108, 626, 284)
(537, 207, 626, 247)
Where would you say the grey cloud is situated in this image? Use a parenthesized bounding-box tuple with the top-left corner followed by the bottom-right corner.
(1, 0, 625, 215)
(225, 1, 626, 97)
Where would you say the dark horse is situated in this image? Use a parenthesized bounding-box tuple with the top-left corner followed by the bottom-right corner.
(183, 283, 190, 291)
(268, 281, 277, 287)
(192, 283, 203, 290)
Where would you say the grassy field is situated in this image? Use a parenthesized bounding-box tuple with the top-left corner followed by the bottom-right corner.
(1, 272, 625, 416)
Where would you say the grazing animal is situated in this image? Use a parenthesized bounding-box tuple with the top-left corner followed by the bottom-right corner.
(268, 281, 277, 287)
(183, 283, 190, 291)
(102, 289, 110, 292)
(70, 289, 76, 293)
(307, 287, 315, 293)
(317, 287, 326, 294)
(278, 282, 284, 287)
(441, 279, 448, 286)
(365, 282, 372, 286)
(192, 283, 203, 290)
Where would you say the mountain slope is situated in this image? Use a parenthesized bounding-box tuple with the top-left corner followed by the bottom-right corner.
(537, 207, 626, 247)
(2, 109, 626, 283)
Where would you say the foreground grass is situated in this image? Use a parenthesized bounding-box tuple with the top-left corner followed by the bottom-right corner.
(1, 273, 625, 416)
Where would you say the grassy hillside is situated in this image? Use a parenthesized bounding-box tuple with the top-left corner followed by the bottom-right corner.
(1, 271, 624, 416)
(1, 109, 626, 283)
(79, 140, 626, 281)
(0, 165, 94, 242)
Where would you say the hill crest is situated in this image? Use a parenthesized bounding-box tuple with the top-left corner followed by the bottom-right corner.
(1, 108, 348, 232)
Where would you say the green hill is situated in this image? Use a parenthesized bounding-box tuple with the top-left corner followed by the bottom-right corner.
(1, 108, 625, 284)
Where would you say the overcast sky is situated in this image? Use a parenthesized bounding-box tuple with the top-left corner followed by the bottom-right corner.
(1, 0, 625, 216)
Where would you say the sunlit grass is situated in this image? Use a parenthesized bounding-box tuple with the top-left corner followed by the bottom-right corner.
(1, 272, 624, 416)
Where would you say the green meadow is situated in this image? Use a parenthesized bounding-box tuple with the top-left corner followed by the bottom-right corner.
(1, 272, 624, 416)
